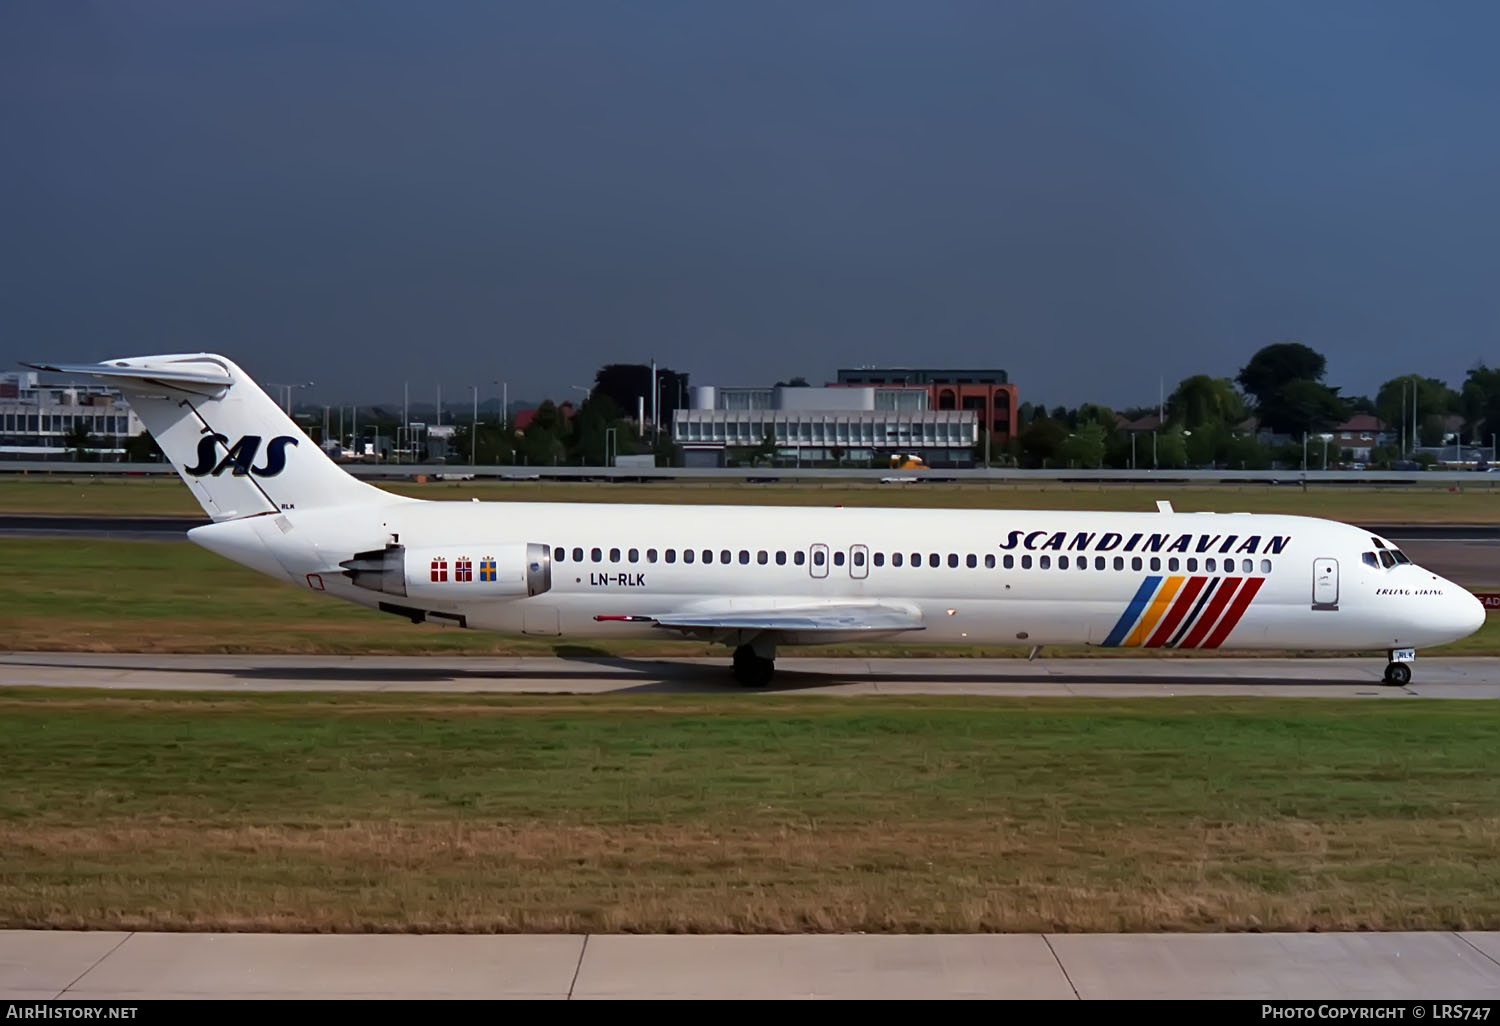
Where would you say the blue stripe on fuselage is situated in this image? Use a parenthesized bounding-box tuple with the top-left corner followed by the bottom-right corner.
(1101, 575, 1162, 647)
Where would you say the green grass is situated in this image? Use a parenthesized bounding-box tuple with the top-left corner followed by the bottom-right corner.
(1, 689, 1497, 933)
(3, 537, 1497, 656)
(4, 475, 1500, 520)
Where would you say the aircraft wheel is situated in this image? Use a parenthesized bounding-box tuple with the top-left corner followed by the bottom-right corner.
(732, 645, 774, 687)
(1383, 661, 1412, 686)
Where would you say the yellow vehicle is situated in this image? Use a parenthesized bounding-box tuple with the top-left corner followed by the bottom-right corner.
(888, 453, 928, 470)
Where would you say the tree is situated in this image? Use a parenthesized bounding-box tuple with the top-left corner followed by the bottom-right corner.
(1236, 342, 1348, 436)
(591, 363, 689, 431)
(1015, 415, 1067, 468)
(1460, 364, 1500, 444)
(1375, 376, 1459, 442)
(1061, 421, 1106, 468)
(1154, 426, 1189, 468)
(1168, 375, 1247, 430)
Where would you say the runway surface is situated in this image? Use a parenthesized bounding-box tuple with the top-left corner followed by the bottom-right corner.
(4, 651, 1500, 697)
(6, 929, 1500, 999)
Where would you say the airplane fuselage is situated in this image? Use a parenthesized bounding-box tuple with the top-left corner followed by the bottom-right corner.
(190, 500, 1482, 655)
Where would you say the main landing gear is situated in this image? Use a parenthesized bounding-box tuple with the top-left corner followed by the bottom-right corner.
(732, 642, 776, 687)
(1383, 648, 1415, 686)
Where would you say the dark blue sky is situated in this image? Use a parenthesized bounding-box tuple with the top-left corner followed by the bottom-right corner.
(4, 1, 1499, 413)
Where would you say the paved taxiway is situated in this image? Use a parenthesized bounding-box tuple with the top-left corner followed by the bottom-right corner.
(6, 929, 1500, 999)
(3, 651, 1500, 698)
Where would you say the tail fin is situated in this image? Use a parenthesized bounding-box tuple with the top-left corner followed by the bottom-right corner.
(23, 353, 407, 521)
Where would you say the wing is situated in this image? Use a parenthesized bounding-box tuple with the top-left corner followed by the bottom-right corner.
(595, 603, 925, 633)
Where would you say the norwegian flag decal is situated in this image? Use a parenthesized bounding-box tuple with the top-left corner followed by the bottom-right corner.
(456, 557, 473, 582)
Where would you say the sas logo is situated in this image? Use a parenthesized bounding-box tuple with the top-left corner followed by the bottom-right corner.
(185, 432, 299, 478)
(1100, 574, 1264, 649)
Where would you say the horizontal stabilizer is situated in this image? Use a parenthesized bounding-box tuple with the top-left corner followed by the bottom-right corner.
(595, 603, 925, 633)
(21, 360, 233, 390)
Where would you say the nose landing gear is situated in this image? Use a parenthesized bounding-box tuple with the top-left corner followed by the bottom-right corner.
(1383, 648, 1415, 686)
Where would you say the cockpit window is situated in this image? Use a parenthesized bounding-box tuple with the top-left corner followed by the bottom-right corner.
(1362, 552, 1379, 569)
(1379, 550, 1396, 568)
(1391, 549, 1411, 564)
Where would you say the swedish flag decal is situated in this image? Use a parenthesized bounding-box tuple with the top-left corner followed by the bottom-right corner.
(480, 557, 497, 582)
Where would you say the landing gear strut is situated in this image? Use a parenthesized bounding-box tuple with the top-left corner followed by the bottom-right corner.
(732, 642, 776, 687)
(1383, 648, 1414, 686)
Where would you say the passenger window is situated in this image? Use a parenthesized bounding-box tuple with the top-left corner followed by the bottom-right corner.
(834, 552, 845, 566)
(553, 547, 564, 562)
(1168, 558, 1179, 571)
(591, 547, 602, 562)
(647, 548, 658, 563)
(1187, 558, 1197, 571)
(814, 550, 825, 566)
(573, 547, 583, 562)
(966, 554, 977, 568)
(739, 550, 749, 564)
(1260, 559, 1271, 573)
(757, 550, 768, 564)
(1021, 555, 1032, 569)
(1206, 558, 1216, 572)
(610, 548, 621, 562)
(1004, 554, 1015, 569)
(873, 553, 884, 567)
(853, 550, 865, 566)
(1241, 558, 1253, 573)
(1040, 555, 1051, 569)
(628, 548, 639, 562)
(1113, 556, 1124, 570)
(1059, 555, 1069, 569)
(893, 553, 904, 567)
(947, 554, 958, 568)
(776, 551, 787, 565)
(721, 550, 731, 564)
(1095, 556, 1105, 570)
(985, 554, 996, 568)
(1131, 557, 1142, 571)
(666, 549, 677, 563)
(795, 551, 806, 565)
(1147, 557, 1159, 571)
(929, 554, 940, 568)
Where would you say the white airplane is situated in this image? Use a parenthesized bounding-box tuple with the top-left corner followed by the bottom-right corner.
(26, 353, 1488, 688)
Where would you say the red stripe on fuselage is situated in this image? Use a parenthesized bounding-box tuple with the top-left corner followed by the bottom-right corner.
(1145, 575, 1207, 648)
(1202, 576, 1266, 649)
(1177, 577, 1244, 649)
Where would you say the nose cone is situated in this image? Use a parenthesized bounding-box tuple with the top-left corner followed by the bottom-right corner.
(1453, 586, 1487, 640)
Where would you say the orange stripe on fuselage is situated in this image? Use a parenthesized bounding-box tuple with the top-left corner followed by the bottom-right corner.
(1123, 575, 1184, 647)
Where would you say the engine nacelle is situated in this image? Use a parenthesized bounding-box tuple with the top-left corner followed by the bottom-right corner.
(340, 542, 551, 601)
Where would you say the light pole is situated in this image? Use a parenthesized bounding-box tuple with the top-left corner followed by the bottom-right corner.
(267, 381, 313, 415)
(470, 385, 478, 466)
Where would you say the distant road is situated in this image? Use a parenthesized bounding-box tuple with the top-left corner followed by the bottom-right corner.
(3, 514, 1499, 541)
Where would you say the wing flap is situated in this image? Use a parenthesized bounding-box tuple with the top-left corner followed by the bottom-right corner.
(594, 604, 925, 633)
